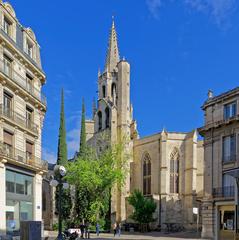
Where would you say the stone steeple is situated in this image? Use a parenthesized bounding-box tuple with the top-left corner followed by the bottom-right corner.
(105, 19, 120, 72)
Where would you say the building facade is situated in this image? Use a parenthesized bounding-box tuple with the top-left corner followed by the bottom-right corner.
(0, 1, 47, 235)
(199, 89, 239, 240)
(131, 130, 204, 230)
(85, 20, 204, 229)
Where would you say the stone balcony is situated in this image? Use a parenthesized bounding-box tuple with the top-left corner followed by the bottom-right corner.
(198, 114, 239, 135)
(0, 58, 46, 107)
(0, 104, 38, 136)
(0, 142, 48, 172)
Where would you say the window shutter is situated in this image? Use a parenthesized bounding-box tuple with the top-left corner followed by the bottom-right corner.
(26, 141, 33, 154)
(4, 131, 13, 146)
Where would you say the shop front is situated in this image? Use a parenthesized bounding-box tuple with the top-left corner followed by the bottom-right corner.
(5, 169, 33, 234)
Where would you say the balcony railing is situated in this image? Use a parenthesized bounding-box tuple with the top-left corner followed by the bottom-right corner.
(213, 186, 235, 198)
(0, 27, 43, 73)
(0, 104, 38, 134)
(223, 155, 237, 163)
(0, 58, 46, 106)
(0, 142, 48, 170)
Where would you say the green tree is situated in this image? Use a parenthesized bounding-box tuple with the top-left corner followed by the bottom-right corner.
(55, 89, 72, 225)
(128, 190, 156, 231)
(67, 140, 128, 228)
(79, 98, 87, 156)
(57, 89, 68, 165)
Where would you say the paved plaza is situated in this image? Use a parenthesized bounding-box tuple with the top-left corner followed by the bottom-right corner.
(47, 231, 203, 240)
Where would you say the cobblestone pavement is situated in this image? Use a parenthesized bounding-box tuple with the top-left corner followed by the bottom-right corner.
(47, 231, 203, 240)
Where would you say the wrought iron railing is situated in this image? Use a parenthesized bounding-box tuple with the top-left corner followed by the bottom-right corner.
(213, 186, 235, 198)
(223, 154, 237, 163)
(0, 27, 43, 73)
(0, 142, 48, 170)
(0, 104, 38, 134)
(0, 58, 46, 106)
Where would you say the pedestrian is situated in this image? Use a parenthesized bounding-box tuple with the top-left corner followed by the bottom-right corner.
(80, 222, 85, 239)
(113, 222, 117, 237)
(96, 222, 100, 236)
(118, 222, 121, 237)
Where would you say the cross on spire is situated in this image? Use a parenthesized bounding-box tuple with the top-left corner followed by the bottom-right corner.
(105, 18, 120, 72)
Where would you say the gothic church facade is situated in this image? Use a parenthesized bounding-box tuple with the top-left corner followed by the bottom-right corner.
(85, 21, 204, 229)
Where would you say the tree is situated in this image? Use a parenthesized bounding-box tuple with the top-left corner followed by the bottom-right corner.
(57, 89, 68, 165)
(128, 190, 156, 231)
(55, 89, 72, 225)
(79, 98, 87, 156)
(66, 140, 128, 228)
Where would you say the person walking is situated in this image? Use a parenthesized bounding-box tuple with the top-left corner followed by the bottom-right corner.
(118, 222, 121, 237)
(96, 222, 100, 236)
(113, 222, 117, 237)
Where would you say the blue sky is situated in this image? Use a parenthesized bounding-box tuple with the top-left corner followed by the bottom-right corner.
(9, 0, 239, 163)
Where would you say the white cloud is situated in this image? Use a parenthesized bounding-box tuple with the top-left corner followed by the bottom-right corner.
(146, 0, 237, 28)
(146, 0, 162, 19)
(185, 0, 237, 27)
(42, 148, 56, 164)
(67, 128, 80, 156)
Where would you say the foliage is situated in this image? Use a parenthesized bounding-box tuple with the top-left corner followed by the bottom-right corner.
(128, 190, 156, 225)
(66, 139, 129, 227)
(79, 99, 87, 156)
(57, 89, 68, 165)
(55, 89, 72, 223)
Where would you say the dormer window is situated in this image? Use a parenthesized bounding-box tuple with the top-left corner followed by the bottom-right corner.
(3, 16, 12, 36)
(26, 40, 33, 58)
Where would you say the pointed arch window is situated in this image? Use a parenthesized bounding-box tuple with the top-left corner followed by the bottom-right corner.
(143, 152, 151, 195)
(98, 111, 102, 131)
(105, 107, 110, 128)
(102, 85, 106, 98)
(111, 83, 116, 98)
(170, 148, 179, 194)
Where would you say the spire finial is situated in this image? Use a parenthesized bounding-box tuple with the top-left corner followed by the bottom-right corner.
(104, 17, 120, 72)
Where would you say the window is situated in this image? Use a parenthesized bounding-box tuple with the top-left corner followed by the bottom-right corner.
(143, 153, 151, 195)
(26, 74, 33, 93)
(111, 83, 117, 105)
(26, 141, 34, 162)
(26, 106, 33, 129)
(102, 86, 106, 98)
(105, 107, 110, 128)
(3, 92, 12, 117)
(6, 170, 33, 196)
(223, 174, 235, 197)
(224, 102, 237, 120)
(3, 55, 12, 77)
(26, 40, 33, 58)
(98, 111, 102, 131)
(3, 130, 13, 157)
(223, 135, 236, 163)
(3, 17, 12, 36)
(170, 148, 179, 194)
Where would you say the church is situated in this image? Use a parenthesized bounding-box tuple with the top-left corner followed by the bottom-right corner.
(84, 20, 204, 230)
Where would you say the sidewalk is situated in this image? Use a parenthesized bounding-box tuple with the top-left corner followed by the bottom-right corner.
(47, 231, 203, 240)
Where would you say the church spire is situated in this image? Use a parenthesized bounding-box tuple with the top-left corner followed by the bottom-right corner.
(105, 18, 120, 72)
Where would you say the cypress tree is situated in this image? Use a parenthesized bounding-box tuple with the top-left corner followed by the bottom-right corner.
(57, 89, 68, 165)
(55, 89, 72, 224)
(79, 98, 86, 156)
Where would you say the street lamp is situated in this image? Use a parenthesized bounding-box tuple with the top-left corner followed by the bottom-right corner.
(50, 165, 69, 240)
(224, 168, 239, 240)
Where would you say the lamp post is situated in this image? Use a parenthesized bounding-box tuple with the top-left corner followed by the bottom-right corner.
(224, 168, 239, 240)
(50, 165, 69, 240)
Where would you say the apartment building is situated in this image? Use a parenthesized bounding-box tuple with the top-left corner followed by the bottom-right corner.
(199, 89, 239, 240)
(0, 1, 47, 235)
